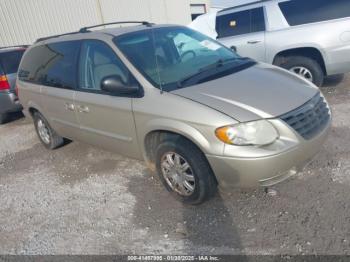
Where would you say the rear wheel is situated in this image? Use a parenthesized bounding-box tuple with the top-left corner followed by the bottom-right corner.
(155, 136, 217, 205)
(279, 56, 324, 87)
(33, 112, 64, 150)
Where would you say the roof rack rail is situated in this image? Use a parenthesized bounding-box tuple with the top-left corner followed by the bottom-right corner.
(35, 21, 152, 44)
(35, 31, 82, 43)
(79, 21, 152, 33)
(218, 0, 271, 13)
(0, 45, 29, 50)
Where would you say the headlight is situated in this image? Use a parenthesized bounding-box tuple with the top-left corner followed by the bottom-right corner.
(215, 120, 279, 146)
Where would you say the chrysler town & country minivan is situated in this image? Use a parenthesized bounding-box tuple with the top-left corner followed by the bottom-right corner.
(17, 22, 331, 204)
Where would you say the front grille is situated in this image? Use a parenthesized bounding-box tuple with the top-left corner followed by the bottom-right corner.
(280, 92, 330, 140)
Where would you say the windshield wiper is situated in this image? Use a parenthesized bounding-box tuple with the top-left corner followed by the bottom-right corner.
(177, 57, 250, 88)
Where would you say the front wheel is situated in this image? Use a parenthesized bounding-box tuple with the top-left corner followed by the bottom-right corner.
(279, 56, 324, 87)
(155, 137, 217, 205)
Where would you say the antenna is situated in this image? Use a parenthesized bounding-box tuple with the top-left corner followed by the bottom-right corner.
(149, 28, 163, 94)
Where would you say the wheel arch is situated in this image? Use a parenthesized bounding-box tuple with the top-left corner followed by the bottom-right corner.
(141, 119, 212, 171)
(27, 101, 45, 118)
(272, 47, 327, 75)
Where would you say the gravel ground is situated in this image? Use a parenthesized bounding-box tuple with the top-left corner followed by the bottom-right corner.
(0, 75, 349, 255)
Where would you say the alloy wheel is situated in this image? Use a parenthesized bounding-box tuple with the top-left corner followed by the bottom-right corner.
(290, 66, 314, 82)
(37, 119, 50, 144)
(160, 152, 195, 196)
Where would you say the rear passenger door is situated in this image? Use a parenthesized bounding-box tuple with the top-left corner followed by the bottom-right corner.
(216, 7, 266, 62)
(75, 40, 140, 158)
(19, 41, 81, 139)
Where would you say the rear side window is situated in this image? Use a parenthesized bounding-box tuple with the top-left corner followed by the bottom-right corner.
(279, 0, 350, 26)
(18, 41, 80, 89)
(216, 7, 265, 38)
(0, 50, 25, 74)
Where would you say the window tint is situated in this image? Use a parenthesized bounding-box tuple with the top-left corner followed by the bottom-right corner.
(251, 8, 265, 33)
(216, 7, 265, 38)
(279, 0, 350, 26)
(0, 50, 25, 74)
(18, 41, 80, 89)
(114, 27, 245, 91)
(78, 40, 132, 92)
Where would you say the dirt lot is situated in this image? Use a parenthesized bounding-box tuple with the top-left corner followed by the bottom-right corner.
(0, 75, 349, 255)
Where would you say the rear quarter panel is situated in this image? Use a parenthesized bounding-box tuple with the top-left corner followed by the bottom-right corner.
(266, 18, 350, 75)
(17, 80, 45, 119)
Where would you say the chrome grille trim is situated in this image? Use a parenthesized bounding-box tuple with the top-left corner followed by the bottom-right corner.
(280, 92, 330, 140)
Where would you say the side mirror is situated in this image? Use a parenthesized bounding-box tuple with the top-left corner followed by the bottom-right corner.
(230, 45, 237, 52)
(101, 75, 139, 95)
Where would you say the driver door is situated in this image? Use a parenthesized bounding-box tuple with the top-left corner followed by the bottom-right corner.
(74, 40, 140, 158)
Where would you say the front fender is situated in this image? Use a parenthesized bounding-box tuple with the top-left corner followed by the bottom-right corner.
(141, 118, 213, 156)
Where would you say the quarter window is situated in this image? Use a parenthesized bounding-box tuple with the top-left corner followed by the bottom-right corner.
(279, 0, 350, 26)
(18, 41, 80, 89)
(78, 40, 131, 92)
(216, 7, 265, 38)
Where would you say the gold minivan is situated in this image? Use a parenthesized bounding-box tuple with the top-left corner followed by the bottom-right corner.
(18, 22, 331, 204)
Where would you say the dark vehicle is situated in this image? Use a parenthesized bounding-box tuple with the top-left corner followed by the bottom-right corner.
(0, 46, 27, 124)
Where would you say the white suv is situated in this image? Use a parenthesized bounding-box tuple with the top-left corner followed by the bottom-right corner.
(191, 0, 350, 86)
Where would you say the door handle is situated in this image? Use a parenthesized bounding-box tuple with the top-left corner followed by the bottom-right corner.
(64, 103, 75, 111)
(77, 105, 90, 113)
(247, 40, 261, 44)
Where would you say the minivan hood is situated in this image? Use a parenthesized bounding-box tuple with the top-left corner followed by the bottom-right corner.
(171, 63, 319, 122)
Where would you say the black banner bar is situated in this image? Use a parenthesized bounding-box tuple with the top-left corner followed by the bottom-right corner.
(0, 256, 350, 262)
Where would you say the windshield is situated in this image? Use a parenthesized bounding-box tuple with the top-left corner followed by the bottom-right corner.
(114, 26, 254, 90)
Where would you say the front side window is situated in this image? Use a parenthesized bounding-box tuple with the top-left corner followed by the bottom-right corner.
(78, 40, 131, 91)
(19, 41, 80, 89)
(279, 0, 350, 26)
(216, 7, 265, 38)
(114, 27, 254, 90)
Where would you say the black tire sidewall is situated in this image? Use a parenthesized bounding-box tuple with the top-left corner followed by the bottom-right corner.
(155, 139, 216, 205)
(281, 56, 324, 87)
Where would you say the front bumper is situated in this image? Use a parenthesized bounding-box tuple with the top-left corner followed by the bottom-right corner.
(0, 91, 22, 114)
(206, 120, 331, 189)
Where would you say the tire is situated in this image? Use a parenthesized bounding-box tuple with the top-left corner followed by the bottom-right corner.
(279, 56, 324, 87)
(0, 113, 8, 124)
(155, 136, 217, 205)
(33, 112, 64, 150)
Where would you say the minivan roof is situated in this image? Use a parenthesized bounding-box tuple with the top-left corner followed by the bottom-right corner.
(34, 23, 178, 45)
